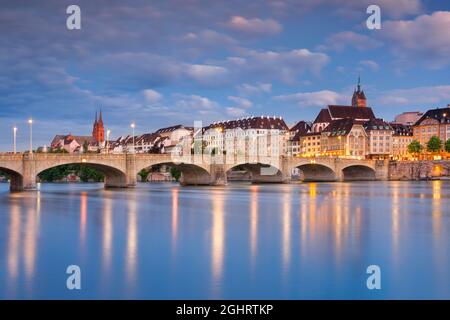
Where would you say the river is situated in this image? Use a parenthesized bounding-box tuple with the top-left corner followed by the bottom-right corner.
(0, 181, 449, 299)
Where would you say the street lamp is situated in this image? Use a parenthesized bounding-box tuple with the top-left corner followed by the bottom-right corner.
(13, 126, 17, 154)
(106, 129, 111, 154)
(131, 122, 136, 154)
(28, 118, 33, 154)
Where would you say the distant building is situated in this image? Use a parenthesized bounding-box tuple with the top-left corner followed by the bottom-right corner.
(364, 118, 392, 159)
(288, 121, 311, 156)
(202, 116, 289, 158)
(351, 76, 367, 108)
(50, 111, 104, 153)
(321, 118, 367, 157)
(394, 111, 423, 126)
(391, 123, 413, 159)
(413, 106, 450, 148)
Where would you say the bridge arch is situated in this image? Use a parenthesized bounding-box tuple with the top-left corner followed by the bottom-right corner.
(36, 162, 128, 188)
(341, 165, 376, 181)
(226, 162, 283, 183)
(136, 161, 213, 185)
(295, 163, 337, 182)
(0, 167, 24, 192)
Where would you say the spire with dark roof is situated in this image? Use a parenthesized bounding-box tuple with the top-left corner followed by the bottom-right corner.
(352, 75, 367, 108)
(99, 109, 103, 124)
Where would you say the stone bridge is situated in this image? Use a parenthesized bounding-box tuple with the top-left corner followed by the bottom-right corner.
(0, 153, 388, 192)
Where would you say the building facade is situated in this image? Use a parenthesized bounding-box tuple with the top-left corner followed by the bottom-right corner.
(413, 107, 450, 148)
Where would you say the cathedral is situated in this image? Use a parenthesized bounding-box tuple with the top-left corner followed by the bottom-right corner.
(92, 110, 105, 143)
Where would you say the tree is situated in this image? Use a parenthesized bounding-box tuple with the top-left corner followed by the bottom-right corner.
(407, 140, 423, 155)
(170, 167, 182, 182)
(426, 136, 442, 153)
(138, 169, 150, 182)
(445, 139, 450, 153)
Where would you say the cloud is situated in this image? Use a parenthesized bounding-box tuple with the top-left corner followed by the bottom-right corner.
(377, 85, 450, 107)
(226, 107, 248, 117)
(358, 60, 380, 72)
(185, 64, 229, 85)
(226, 16, 282, 36)
(228, 48, 329, 83)
(173, 94, 219, 113)
(237, 83, 272, 95)
(381, 11, 450, 69)
(143, 89, 163, 104)
(319, 31, 383, 52)
(227, 96, 253, 108)
(274, 90, 348, 107)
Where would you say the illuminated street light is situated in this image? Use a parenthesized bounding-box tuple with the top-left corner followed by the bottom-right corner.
(28, 118, 33, 154)
(131, 122, 136, 154)
(13, 126, 17, 154)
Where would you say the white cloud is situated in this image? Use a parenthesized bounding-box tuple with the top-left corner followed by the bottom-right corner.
(229, 48, 329, 83)
(237, 82, 272, 95)
(174, 94, 219, 113)
(381, 11, 450, 68)
(378, 85, 450, 107)
(358, 60, 380, 72)
(226, 16, 282, 36)
(142, 89, 162, 103)
(185, 64, 229, 84)
(274, 90, 347, 107)
(227, 96, 252, 108)
(226, 107, 248, 117)
(319, 31, 383, 52)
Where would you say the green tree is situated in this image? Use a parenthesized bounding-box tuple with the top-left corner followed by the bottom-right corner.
(445, 139, 450, 153)
(170, 167, 182, 182)
(407, 140, 423, 155)
(138, 169, 150, 182)
(426, 136, 442, 153)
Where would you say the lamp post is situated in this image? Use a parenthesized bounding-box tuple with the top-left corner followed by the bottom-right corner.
(131, 122, 136, 154)
(106, 129, 111, 154)
(28, 118, 33, 154)
(13, 126, 17, 154)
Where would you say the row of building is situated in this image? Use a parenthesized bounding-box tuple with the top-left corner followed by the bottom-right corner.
(49, 80, 450, 160)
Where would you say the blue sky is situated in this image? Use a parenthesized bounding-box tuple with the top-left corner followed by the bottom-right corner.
(1, 0, 450, 151)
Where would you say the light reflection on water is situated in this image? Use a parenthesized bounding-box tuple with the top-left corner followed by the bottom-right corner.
(0, 181, 449, 299)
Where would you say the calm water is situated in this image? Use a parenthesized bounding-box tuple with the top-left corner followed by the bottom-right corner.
(0, 181, 449, 299)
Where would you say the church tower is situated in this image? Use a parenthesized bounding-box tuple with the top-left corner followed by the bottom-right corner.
(352, 76, 367, 108)
(92, 110, 105, 142)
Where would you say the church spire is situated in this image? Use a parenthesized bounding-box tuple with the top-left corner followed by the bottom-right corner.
(352, 75, 367, 108)
(99, 109, 103, 124)
(357, 74, 361, 92)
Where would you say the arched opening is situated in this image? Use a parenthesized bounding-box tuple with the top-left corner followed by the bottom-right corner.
(227, 163, 283, 183)
(37, 163, 128, 188)
(342, 165, 376, 181)
(296, 164, 337, 182)
(0, 168, 24, 192)
(137, 162, 212, 185)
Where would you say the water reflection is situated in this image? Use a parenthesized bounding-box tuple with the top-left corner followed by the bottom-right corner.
(211, 190, 225, 296)
(126, 192, 138, 287)
(102, 196, 113, 277)
(250, 185, 258, 269)
(0, 181, 449, 299)
(171, 188, 179, 255)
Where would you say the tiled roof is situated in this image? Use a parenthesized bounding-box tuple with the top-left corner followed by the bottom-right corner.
(390, 123, 413, 136)
(313, 109, 332, 124)
(363, 118, 392, 131)
(156, 125, 186, 133)
(322, 118, 365, 136)
(207, 116, 289, 131)
(414, 107, 450, 126)
(328, 105, 375, 120)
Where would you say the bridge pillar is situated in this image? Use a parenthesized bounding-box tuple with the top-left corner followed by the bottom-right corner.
(126, 154, 137, 187)
(210, 164, 227, 186)
(374, 159, 389, 180)
(23, 154, 37, 191)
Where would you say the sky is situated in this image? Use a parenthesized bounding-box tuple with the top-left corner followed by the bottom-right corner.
(1, 0, 450, 151)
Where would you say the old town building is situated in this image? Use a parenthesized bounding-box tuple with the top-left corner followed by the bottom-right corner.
(413, 106, 450, 148)
(364, 118, 393, 159)
(391, 123, 413, 159)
